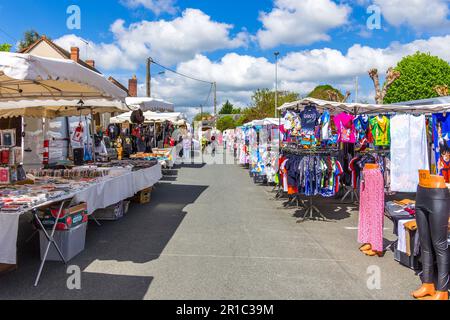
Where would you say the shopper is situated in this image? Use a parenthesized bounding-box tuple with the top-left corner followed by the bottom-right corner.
(211, 136, 217, 157)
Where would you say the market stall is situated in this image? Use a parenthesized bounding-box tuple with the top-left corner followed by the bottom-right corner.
(109, 111, 185, 167)
(0, 52, 163, 285)
(277, 97, 450, 299)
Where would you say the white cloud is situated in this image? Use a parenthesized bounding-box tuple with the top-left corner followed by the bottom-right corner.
(55, 9, 249, 70)
(148, 35, 450, 109)
(374, 0, 450, 31)
(279, 35, 450, 82)
(257, 0, 352, 48)
(121, 0, 178, 15)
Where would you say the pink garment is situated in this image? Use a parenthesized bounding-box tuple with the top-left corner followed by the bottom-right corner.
(358, 168, 385, 252)
(333, 112, 356, 143)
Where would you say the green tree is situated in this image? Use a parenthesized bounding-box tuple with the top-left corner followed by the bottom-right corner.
(0, 43, 12, 52)
(18, 30, 41, 51)
(193, 112, 211, 122)
(235, 115, 248, 127)
(219, 100, 241, 115)
(216, 115, 236, 132)
(384, 52, 450, 103)
(243, 89, 299, 122)
(219, 100, 234, 114)
(308, 85, 344, 101)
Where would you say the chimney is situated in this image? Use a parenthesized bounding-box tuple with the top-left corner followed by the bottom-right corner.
(86, 60, 95, 68)
(128, 75, 138, 97)
(70, 47, 80, 62)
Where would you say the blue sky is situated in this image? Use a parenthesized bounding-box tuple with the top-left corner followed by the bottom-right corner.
(1, 0, 449, 118)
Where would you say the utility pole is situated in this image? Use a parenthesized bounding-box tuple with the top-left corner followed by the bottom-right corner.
(146, 57, 153, 97)
(213, 82, 217, 127)
(274, 52, 280, 118)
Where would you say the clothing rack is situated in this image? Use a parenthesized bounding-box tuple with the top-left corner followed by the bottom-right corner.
(341, 148, 391, 203)
(355, 149, 390, 155)
(281, 146, 341, 222)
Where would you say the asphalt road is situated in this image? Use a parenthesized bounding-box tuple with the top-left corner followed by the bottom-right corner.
(0, 150, 419, 300)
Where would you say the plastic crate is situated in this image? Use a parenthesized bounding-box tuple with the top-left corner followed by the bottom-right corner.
(253, 175, 266, 184)
(39, 222, 87, 262)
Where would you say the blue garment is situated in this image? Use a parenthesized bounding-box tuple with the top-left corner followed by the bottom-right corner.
(299, 105, 320, 134)
(354, 115, 369, 141)
(433, 113, 450, 178)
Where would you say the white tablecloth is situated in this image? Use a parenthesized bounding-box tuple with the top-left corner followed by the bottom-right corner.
(0, 214, 20, 264)
(0, 164, 162, 264)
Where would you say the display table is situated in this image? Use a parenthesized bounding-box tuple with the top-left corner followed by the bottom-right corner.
(0, 163, 162, 266)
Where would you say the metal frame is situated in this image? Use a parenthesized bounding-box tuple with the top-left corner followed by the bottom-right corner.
(33, 200, 69, 287)
(297, 197, 327, 223)
(341, 185, 359, 203)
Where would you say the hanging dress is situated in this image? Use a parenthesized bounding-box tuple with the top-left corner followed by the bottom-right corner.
(358, 167, 385, 252)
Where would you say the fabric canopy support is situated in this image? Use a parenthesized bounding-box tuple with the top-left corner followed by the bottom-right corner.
(0, 52, 128, 118)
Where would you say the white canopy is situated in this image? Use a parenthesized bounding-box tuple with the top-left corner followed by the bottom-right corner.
(278, 97, 450, 115)
(0, 52, 128, 118)
(126, 97, 174, 112)
(144, 111, 183, 123)
(243, 118, 289, 127)
(110, 111, 184, 124)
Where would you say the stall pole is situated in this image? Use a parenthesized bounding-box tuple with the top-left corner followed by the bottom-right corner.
(154, 121, 157, 148)
(90, 108, 96, 163)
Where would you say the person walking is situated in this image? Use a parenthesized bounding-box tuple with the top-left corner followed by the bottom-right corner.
(211, 135, 217, 157)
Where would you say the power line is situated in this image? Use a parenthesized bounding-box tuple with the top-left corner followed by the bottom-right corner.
(0, 27, 18, 43)
(151, 59, 213, 85)
(203, 83, 213, 107)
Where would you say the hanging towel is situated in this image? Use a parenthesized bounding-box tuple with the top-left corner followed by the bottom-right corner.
(390, 114, 429, 192)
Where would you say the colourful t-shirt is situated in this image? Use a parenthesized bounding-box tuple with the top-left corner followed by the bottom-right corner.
(333, 112, 356, 143)
(432, 113, 450, 181)
(369, 116, 390, 146)
(320, 111, 331, 141)
(299, 105, 320, 134)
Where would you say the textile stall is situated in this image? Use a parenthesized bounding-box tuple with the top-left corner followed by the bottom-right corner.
(278, 98, 450, 299)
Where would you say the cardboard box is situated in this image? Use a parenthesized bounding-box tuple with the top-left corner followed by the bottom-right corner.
(92, 201, 124, 221)
(39, 210, 88, 231)
(131, 188, 152, 204)
(49, 203, 88, 219)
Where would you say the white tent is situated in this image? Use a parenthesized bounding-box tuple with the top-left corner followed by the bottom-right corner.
(110, 111, 185, 124)
(126, 97, 174, 112)
(243, 118, 289, 127)
(0, 52, 128, 118)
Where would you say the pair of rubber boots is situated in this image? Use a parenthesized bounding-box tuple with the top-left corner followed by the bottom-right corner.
(412, 283, 449, 300)
(359, 244, 383, 257)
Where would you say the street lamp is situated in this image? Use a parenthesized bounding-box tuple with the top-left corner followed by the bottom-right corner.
(274, 51, 280, 118)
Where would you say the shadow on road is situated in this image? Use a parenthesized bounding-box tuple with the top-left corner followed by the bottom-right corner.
(0, 181, 208, 300)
